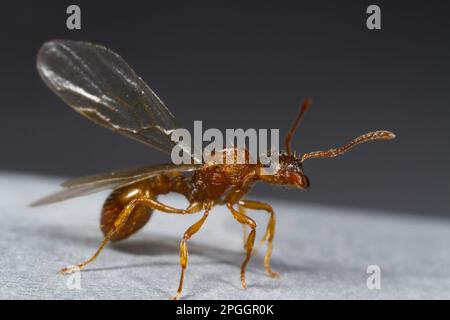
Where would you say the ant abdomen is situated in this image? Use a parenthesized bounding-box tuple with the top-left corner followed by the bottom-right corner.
(101, 180, 155, 242)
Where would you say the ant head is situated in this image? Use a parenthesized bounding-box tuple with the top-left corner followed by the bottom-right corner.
(277, 151, 310, 189)
(258, 98, 395, 189)
(257, 151, 309, 189)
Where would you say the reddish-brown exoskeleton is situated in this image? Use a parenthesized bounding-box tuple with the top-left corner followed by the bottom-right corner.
(32, 40, 396, 299)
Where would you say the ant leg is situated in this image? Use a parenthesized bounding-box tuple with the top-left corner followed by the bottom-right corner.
(238, 205, 248, 249)
(132, 198, 204, 215)
(60, 198, 203, 274)
(59, 198, 140, 274)
(171, 209, 210, 300)
(227, 203, 256, 289)
(238, 200, 279, 278)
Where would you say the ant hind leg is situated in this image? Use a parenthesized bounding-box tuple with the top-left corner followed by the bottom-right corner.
(59, 198, 140, 275)
(60, 197, 203, 275)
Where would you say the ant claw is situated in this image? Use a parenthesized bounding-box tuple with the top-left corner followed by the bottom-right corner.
(240, 275, 247, 289)
(170, 293, 182, 300)
(266, 270, 280, 279)
(59, 265, 80, 275)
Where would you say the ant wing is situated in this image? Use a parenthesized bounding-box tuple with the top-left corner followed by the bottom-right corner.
(30, 163, 200, 206)
(37, 40, 188, 155)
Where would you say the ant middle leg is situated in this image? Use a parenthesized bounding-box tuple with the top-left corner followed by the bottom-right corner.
(171, 208, 210, 300)
(60, 198, 203, 275)
(238, 200, 279, 278)
(227, 203, 256, 289)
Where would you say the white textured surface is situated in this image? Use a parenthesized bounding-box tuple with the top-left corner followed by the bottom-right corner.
(1, 172, 450, 299)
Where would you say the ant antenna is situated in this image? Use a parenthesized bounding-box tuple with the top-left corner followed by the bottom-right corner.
(284, 98, 312, 156)
(301, 130, 396, 162)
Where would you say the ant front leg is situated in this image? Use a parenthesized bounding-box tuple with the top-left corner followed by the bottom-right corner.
(226, 203, 256, 289)
(238, 200, 279, 278)
(60, 198, 203, 275)
(171, 209, 210, 300)
(238, 205, 248, 249)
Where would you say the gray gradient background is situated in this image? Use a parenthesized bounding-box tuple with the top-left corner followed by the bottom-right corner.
(0, 1, 448, 217)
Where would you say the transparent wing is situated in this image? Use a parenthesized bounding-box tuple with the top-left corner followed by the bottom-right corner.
(36, 40, 179, 154)
(30, 163, 199, 207)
